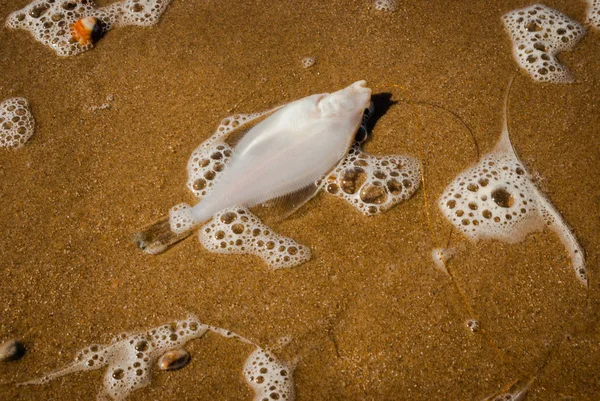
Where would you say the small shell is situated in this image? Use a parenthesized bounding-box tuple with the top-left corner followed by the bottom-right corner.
(157, 349, 190, 371)
(70, 16, 101, 46)
(0, 339, 25, 362)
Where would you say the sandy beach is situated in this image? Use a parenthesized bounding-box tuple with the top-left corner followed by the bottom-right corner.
(1, 0, 599, 399)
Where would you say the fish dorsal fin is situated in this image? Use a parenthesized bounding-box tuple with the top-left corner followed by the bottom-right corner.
(219, 106, 283, 148)
(251, 182, 322, 223)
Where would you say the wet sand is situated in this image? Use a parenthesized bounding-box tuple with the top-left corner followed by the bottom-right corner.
(1, 0, 599, 399)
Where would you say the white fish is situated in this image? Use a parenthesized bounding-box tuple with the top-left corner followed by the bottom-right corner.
(134, 81, 372, 253)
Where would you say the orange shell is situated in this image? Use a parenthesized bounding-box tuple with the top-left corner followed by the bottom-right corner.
(70, 16, 99, 46)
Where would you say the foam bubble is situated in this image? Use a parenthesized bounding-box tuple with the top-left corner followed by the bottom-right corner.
(430, 248, 454, 275)
(587, 0, 600, 29)
(6, 0, 172, 56)
(169, 203, 195, 234)
(323, 105, 420, 215)
(301, 57, 315, 68)
(325, 146, 420, 215)
(0, 98, 35, 148)
(199, 207, 311, 269)
(502, 4, 586, 83)
(374, 0, 398, 12)
(243, 347, 295, 401)
(24, 316, 207, 400)
(103, 0, 171, 27)
(439, 129, 587, 285)
(439, 150, 545, 243)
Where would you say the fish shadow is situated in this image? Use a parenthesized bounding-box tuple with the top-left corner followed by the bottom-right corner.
(357, 93, 396, 144)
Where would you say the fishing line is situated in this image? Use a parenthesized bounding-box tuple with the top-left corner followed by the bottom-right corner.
(373, 81, 513, 367)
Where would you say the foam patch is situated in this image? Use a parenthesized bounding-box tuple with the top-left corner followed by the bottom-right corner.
(24, 316, 207, 400)
(324, 143, 420, 215)
(587, 0, 600, 29)
(431, 248, 454, 275)
(323, 104, 420, 215)
(244, 347, 295, 401)
(0, 98, 35, 148)
(440, 150, 544, 242)
(502, 4, 586, 83)
(199, 207, 311, 270)
(24, 318, 298, 401)
(301, 57, 315, 68)
(6, 0, 172, 56)
(439, 128, 587, 285)
(104, 0, 171, 27)
(206, 323, 296, 401)
(169, 203, 195, 235)
(374, 0, 398, 12)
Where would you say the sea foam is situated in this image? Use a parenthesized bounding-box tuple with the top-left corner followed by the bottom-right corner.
(323, 103, 420, 216)
(23, 316, 207, 400)
(198, 206, 311, 269)
(502, 4, 586, 83)
(6, 0, 172, 56)
(438, 91, 587, 286)
(24, 317, 296, 401)
(587, 0, 600, 29)
(374, 0, 398, 12)
(170, 202, 311, 270)
(0, 98, 35, 148)
(244, 347, 295, 401)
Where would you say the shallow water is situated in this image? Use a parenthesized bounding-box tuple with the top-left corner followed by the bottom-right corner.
(1, 0, 599, 400)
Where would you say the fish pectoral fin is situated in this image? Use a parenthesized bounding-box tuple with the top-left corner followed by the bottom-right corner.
(221, 107, 281, 147)
(252, 182, 322, 223)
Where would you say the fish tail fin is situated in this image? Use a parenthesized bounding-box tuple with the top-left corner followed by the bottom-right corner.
(132, 215, 195, 254)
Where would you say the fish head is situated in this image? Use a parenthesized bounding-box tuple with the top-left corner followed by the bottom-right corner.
(317, 80, 372, 120)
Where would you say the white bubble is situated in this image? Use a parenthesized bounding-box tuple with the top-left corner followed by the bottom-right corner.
(0, 97, 34, 148)
(587, 0, 600, 29)
(374, 0, 398, 12)
(323, 104, 420, 216)
(243, 347, 295, 401)
(169, 203, 195, 235)
(301, 57, 315, 68)
(431, 248, 454, 275)
(502, 4, 586, 83)
(199, 207, 311, 270)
